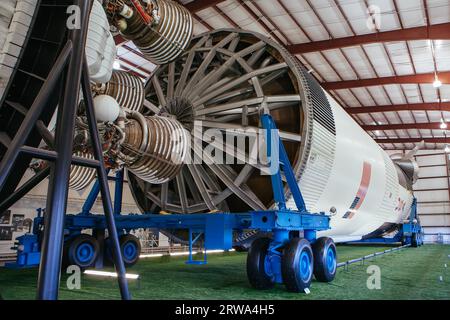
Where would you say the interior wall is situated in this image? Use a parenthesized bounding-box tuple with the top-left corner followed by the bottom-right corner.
(387, 149, 450, 243)
(413, 150, 450, 243)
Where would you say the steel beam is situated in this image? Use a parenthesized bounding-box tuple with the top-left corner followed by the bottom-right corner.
(375, 138, 450, 144)
(326, 71, 450, 90)
(0, 167, 51, 214)
(363, 122, 448, 131)
(287, 22, 450, 54)
(81, 57, 131, 300)
(322, 71, 450, 90)
(347, 102, 450, 114)
(19, 146, 100, 167)
(37, 0, 90, 300)
(0, 41, 72, 190)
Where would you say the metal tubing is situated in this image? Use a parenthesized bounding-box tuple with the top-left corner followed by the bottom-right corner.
(35, 120, 55, 149)
(19, 146, 100, 168)
(82, 180, 101, 215)
(0, 41, 72, 191)
(304, 230, 316, 242)
(37, 0, 91, 300)
(0, 167, 51, 213)
(81, 58, 131, 299)
(114, 170, 124, 215)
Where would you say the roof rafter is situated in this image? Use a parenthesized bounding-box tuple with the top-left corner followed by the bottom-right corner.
(322, 71, 450, 90)
(364, 122, 448, 131)
(287, 22, 450, 54)
(347, 102, 450, 114)
(375, 138, 450, 144)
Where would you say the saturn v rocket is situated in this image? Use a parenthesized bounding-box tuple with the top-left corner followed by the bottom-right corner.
(2, 0, 418, 243)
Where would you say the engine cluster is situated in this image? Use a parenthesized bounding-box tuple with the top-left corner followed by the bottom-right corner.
(68, 70, 190, 187)
(103, 0, 193, 64)
(30, 1, 194, 191)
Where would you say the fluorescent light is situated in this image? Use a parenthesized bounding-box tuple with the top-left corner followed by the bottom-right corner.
(113, 60, 121, 70)
(170, 251, 197, 256)
(445, 145, 450, 153)
(139, 253, 164, 258)
(139, 249, 235, 259)
(433, 79, 442, 88)
(84, 270, 139, 280)
(440, 122, 447, 129)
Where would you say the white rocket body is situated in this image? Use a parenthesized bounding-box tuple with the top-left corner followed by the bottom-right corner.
(286, 91, 414, 243)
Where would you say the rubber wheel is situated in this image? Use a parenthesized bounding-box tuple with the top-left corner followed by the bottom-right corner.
(67, 234, 99, 269)
(281, 238, 314, 292)
(246, 237, 275, 290)
(312, 237, 337, 282)
(120, 234, 141, 267)
(105, 234, 141, 267)
(232, 245, 248, 252)
(62, 239, 73, 269)
(103, 237, 113, 266)
(411, 233, 418, 247)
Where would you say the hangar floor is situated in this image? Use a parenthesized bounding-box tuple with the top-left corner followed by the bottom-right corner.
(0, 245, 448, 300)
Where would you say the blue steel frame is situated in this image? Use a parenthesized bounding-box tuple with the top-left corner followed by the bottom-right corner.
(348, 197, 422, 245)
(8, 115, 330, 282)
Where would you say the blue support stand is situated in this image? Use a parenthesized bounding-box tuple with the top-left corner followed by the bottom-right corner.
(347, 197, 423, 246)
(186, 229, 207, 265)
(113, 169, 124, 215)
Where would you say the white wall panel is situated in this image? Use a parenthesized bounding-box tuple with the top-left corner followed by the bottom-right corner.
(413, 151, 450, 239)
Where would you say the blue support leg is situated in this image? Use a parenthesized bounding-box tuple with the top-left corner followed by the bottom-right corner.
(113, 169, 124, 215)
(267, 229, 290, 284)
(81, 180, 101, 215)
(185, 230, 207, 265)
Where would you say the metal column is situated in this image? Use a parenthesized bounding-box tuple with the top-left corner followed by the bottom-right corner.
(81, 58, 131, 300)
(37, 0, 91, 300)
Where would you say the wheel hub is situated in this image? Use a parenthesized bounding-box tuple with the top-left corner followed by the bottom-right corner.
(162, 97, 195, 130)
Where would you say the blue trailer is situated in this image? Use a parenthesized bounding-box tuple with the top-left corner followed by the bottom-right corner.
(346, 197, 424, 247)
(6, 114, 337, 292)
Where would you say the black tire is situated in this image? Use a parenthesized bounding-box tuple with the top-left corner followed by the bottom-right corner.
(312, 237, 337, 282)
(61, 239, 72, 269)
(281, 238, 314, 292)
(411, 233, 418, 247)
(232, 245, 248, 252)
(120, 234, 141, 267)
(67, 234, 100, 269)
(105, 234, 142, 267)
(103, 237, 113, 266)
(246, 237, 275, 290)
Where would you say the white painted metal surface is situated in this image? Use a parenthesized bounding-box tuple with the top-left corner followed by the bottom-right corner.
(0, 0, 38, 101)
(86, 0, 116, 83)
(286, 91, 414, 242)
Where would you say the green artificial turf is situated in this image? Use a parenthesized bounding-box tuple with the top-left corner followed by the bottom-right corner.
(0, 244, 448, 300)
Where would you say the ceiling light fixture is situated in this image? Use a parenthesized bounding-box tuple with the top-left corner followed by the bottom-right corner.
(113, 60, 121, 70)
(433, 78, 442, 88)
(445, 145, 450, 153)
